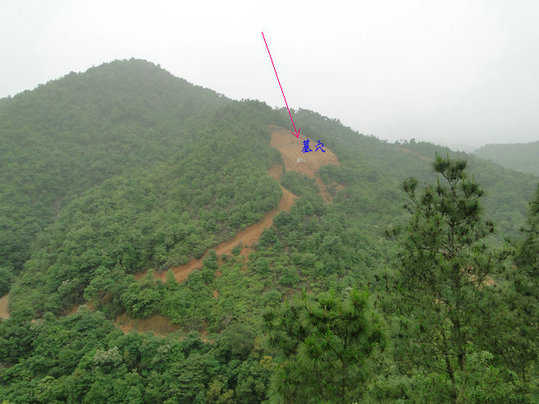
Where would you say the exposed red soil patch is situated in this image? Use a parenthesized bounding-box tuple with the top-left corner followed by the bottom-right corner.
(0, 294, 10, 319)
(63, 304, 178, 337)
(115, 313, 179, 336)
(269, 125, 342, 202)
(64, 299, 102, 317)
(3, 126, 343, 338)
(65, 304, 82, 316)
(64, 303, 97, 316)
(240, 246, 254, 271)
(200, 325, 215, 343)
(268, 163, 283, 180)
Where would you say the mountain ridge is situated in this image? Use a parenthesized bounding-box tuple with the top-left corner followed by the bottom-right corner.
(474, 140, 539, 175)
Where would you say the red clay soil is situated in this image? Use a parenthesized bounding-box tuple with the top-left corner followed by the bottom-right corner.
(64, 304, 83, 316)
(62, 303, 177, 336)
(64, 303, 100, 318)
(269, 125, 342, 202)
(200, 325, 214, 343)
(2, 126, 343, 337)
(65, 301, 100, 316)
(0, 294, 10, 319)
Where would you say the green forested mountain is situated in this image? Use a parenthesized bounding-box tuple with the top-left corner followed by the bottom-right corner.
(0, 60, 537, 402)
(474, 141, 539, 175)
(0, 59, 231, 290)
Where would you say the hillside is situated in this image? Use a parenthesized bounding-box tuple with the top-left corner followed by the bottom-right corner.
(474, 140, 539, 175)
(0, 59, 232, 292)
(0, 60, 537, 402)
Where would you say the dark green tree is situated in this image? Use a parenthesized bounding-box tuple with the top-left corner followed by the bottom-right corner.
(395, 154, 507, 400)
(264, 289, 384, 403)
(493, 185, 538, 384)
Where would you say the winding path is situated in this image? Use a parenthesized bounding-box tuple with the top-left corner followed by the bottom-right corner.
(1, 126, 342, 334)
(136, 163, 296, 283)
(134, 126, 342, 284)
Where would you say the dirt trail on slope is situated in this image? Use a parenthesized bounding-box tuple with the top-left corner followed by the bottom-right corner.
(140, 164, 296, 283)
(123, 126, 342, 335)
(135, 126, 342, 284)
(4, 126, 343, 337)
(0, 294, 9, 319)
(395, 145, 432, 162)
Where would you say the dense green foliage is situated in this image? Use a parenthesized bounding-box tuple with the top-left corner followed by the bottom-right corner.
(388, 155, 519, 401)
(0, 308, 272, 403)
(0, 59, 230, 290)
(264, 289, 385, 402)
(492, 185, 538, 385)
(1, 60, 537, 402)
(8, 99, 283, 317)
(474, 141, 539, 175)
(364, 136, 536, 239)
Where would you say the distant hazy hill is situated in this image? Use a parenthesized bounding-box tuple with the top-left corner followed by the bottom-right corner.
(474, 141, 539, 175)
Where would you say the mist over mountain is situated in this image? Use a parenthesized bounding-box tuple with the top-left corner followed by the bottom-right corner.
(474, 141, 539, 176)
(0, 59, 536, 402)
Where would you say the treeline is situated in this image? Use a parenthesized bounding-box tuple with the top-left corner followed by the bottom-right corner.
(0, 307, 272, 402)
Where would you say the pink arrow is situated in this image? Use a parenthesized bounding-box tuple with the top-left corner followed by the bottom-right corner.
(262, 32, 300, 138)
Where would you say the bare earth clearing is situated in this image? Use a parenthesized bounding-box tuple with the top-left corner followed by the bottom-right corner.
(133, 125, 342, 286)
(269, 125, 342, 202)
(115, 313, 179, 336)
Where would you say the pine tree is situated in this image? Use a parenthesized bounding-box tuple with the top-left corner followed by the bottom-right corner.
(495, 185, 538, 383)
(264, 289, 384, 403)
(396, 154, 505, 399)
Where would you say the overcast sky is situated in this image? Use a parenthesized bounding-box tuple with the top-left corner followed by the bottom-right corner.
(1, 0, 538, 151)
